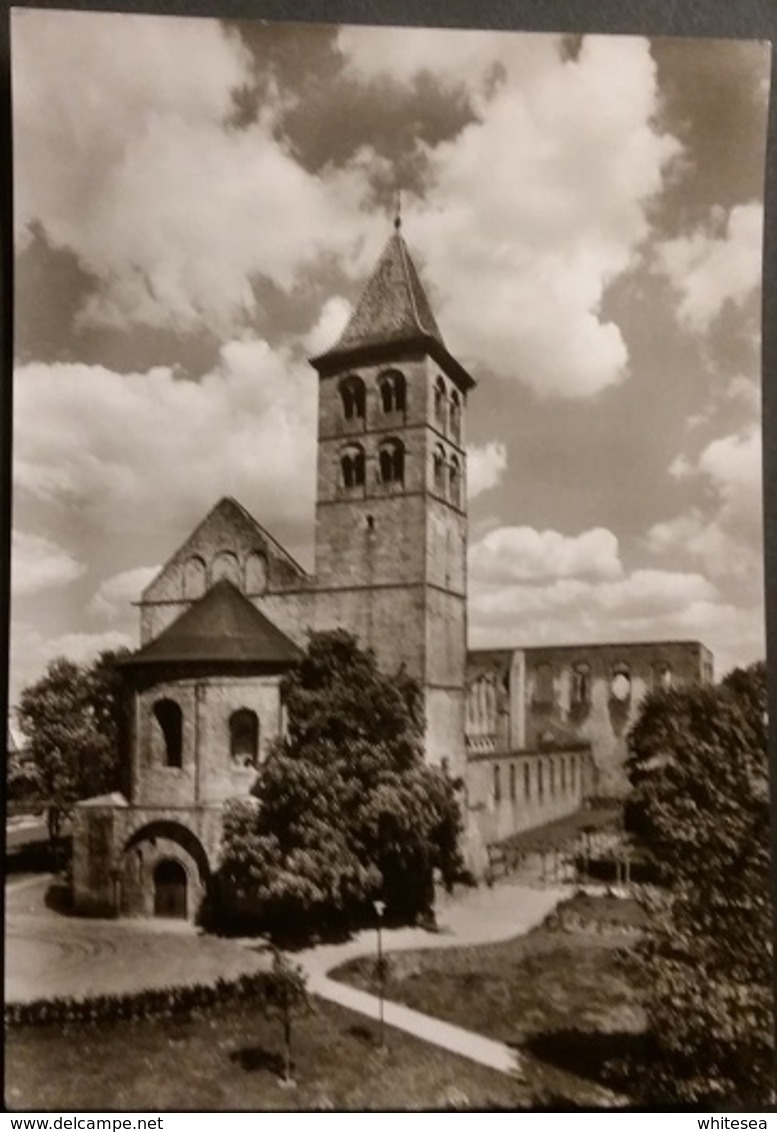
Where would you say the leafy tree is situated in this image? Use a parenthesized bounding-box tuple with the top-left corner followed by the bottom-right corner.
(216, 631, 464, 939)
(16, 649, 130, 845)
(625, 662, 773, 1106)
(263, 947, 313, 1085)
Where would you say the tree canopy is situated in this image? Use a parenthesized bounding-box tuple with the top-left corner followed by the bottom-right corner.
(16, 649, 130, 840)
(625, 661, 773, 1106)
(215, 631, 464, 940)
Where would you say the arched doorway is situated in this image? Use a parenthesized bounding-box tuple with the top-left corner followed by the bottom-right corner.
(153, 858, 188, 919)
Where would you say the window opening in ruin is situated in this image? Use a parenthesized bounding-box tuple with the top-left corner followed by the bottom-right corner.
(154, 699, 183, 768)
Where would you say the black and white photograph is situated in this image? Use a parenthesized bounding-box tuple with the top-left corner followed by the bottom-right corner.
(5, 7, 773, 1112)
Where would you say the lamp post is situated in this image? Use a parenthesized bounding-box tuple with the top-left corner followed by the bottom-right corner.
(372, 899, 386, 1051)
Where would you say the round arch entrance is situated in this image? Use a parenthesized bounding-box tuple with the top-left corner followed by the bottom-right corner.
(153, 858, 188, 919)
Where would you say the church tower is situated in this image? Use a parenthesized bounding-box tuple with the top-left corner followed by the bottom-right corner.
(309, 219, 475, 779)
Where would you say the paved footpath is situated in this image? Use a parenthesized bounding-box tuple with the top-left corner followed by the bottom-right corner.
(296, 882, 565, 1076)
(6, 871, 565, 1077)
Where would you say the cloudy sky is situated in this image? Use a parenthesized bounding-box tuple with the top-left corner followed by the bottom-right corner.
(9, 12, 769, 704)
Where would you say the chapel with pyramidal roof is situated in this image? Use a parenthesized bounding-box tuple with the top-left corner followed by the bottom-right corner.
(73, 221, 713, 919)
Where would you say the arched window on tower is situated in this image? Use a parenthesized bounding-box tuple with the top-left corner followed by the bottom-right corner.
(182, 556, 206, 600)
(433, 444, 446, 494)
(449, 389, 461, 443)
(230, 709, 259, 768)
(339, 375, 366, 422)
(378, 438, 405, 486)
(340, 444, 366, 489)
(434, 376, 447, 432)
(378, 369, 406, 414)
(449, 455, 461, 508)
(153, 699, 183, 768)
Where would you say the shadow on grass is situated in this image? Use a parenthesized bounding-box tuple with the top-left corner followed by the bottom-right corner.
(229, 1045, 288, 1077)
(523, 1028, 654, 1095)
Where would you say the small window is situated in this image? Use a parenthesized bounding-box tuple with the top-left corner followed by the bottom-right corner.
(434, 376, 447, 431)
(433, 445, 446, 494)
(339, 375, 366, 421)
(341, 444, 366, 488)
(509, 763, 516, 801)
(611, 664, 632, 702)
(230, 709, 259, 768)
(449, 456, 461, 508)
(653, 661, 673, 691)
(571, 662, 591, 705)
(449, 390, 461, 443)
(537, 759, 544, 802)
(183, 555, 206, 600)
(154, 699, 183, 769)
(378, 438, 404, 485)
(524, 761, 531, 800)
(493, 764, 501, 803)
(378, 369, 406, 414)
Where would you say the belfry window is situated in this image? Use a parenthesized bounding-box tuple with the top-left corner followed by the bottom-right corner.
(154, 699, 183, 768)
(378, 369, 406, 414)
(493, 764, 501, 804)
(433, 445, 446, 493)
(434, 377, 447, 431)
(230, 709, 259, 768)
(341, 444, 366, 489)
(449, 390, 461, 443)
(449, 455, 461, 508)
(524, 761, 531, 800)
(378, 438, 404, 485)
(339, 375, 366, 422)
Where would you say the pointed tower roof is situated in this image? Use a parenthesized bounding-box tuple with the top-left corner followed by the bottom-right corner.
(121, 579, 301, 669)
(311, 223, 475, 391)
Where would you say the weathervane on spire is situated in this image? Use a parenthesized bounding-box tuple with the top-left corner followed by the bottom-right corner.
(393, 188, 402, 231)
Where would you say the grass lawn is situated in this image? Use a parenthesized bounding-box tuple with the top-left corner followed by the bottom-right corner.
(332, 893, 648, 1107)
(6, 996, 535, 1112)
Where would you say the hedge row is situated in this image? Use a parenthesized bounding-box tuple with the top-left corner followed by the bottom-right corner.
(5, 970, 271, 1028)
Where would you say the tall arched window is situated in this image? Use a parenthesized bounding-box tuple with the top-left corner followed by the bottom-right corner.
(449, 389, 461, 443)
(509, 763, 516, 801)
(340, 444, 366, 489)
(212, 550, 241, 587)
(524, 761, 531, 800)
(230, 709, 259, 768)
(449, 455, 461, 508)
(153, 699, 183, 768)
(434, 376, 447, 432)
(571, 661, 591, 705)
(611, 663, 632, 702)
(339, 375, 366, 422)
(182, 555, 206, 600)
(549, 758, 556, 797)
(537, 758, 544, 802)
(433, 444, 446, 493)
(378, 438, 404, 485)
(378, 369, 406, 414)
(493, 764, 501, 804)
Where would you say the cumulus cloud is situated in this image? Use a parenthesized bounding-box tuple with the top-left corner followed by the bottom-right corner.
(303, 296, 352, 356)
(13, 337, 318, 558)
(655, 202, 763, 333)
(343, 33, 682, 397)
(12, 9, 374, 333)
(649, 423, 762, 581)
(90, 565, 160, 621)
(467, 441, 507, 499)
(11, 530, 84, 596)
(469, 525, 623, 584)
(10, 620, 133, 704)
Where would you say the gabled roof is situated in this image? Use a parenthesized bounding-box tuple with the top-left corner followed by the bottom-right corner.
(311, 224, 475, 391)
(122, 580, 301, 668)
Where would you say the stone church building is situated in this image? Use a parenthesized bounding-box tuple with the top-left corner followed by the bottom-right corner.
(73, 221, 713, 919)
